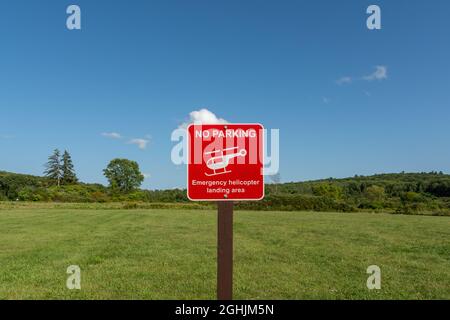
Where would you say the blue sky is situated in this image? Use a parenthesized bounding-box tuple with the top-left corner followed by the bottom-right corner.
(1, 0, 449, 189)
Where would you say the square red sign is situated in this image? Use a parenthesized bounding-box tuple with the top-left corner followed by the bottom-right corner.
(187, 123, 264, 201)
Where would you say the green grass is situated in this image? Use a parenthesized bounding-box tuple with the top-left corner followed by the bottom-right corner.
(0, 208, 448, 299)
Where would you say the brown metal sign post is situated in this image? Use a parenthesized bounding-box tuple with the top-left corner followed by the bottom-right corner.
(217, 201, 234, 300)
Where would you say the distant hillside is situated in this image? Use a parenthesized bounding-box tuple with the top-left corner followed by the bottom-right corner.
(257, 172, 450, 215)
(0, 171, 48, 200)
(1, 170, 450, 215)
(0, 171, 107, 202)
(268, 172, 450, 197)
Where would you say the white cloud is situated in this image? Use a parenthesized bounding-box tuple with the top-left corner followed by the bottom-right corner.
(101, 132, 122, 139)
(128, 138, 149, 150)
(336, 76, 352, 85)
(336, 66, 388, 86)
(363, 66, 388, 81)
(180, 108, 228, 128)
(101, 132, 151, 150)
(143, 173, 151, 179)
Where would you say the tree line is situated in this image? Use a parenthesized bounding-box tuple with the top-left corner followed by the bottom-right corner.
(1, 150, 449, 216)
(43, 149, 144, 192)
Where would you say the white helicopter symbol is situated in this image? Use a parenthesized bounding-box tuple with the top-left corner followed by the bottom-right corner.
(204, 147, 247, 177)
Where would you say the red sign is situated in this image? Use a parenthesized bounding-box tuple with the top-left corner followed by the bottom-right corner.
(187, 123, 264, 201)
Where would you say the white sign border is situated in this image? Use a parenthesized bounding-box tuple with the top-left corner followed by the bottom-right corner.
(186, 123, 265, 202)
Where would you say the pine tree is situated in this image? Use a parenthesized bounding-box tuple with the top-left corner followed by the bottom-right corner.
(61, 150, 78, 184)
(44, 149, 62, 186)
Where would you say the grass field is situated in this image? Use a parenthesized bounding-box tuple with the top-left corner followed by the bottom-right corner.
(0, 208, 448, 299)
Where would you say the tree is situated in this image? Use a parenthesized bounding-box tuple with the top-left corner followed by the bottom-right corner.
(269, 172, 281, 194)
(365, 185, 385, 202)
(44, 149, 62, 186)
(61, 150, 78, 184)
(103, 159, 144, 193)
(312, 183, 343, 200)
